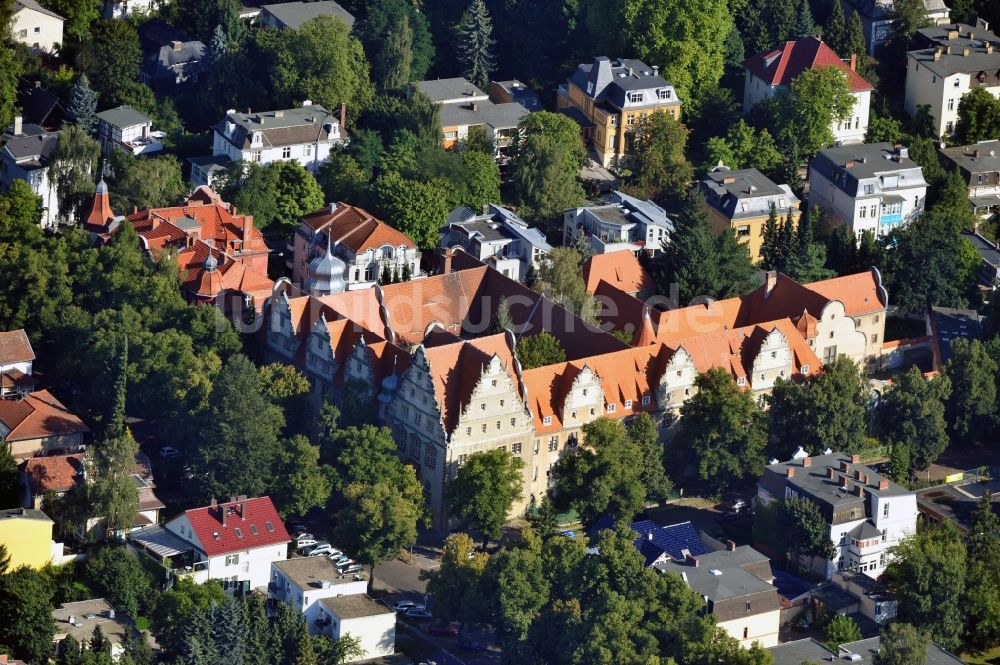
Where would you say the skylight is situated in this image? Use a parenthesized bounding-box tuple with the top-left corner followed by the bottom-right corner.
(235, 527, 243, 538)
(250, 525, 259, 535)
(265, 521, 275, 532)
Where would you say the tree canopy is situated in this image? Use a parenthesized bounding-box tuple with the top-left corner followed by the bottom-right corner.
(447, 448, 524, 547)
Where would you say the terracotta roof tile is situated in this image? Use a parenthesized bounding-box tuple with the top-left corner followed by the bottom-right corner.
(302, 203, 417, 254)
(745, 37, 873, 93)
(583, 250, 654, 295)
(0, 389, 89, 444)
(0, 329, 34, 365)
(24, 453, 84, 493)
(804, 271, 886, 316)
(182, 496, 289, 557)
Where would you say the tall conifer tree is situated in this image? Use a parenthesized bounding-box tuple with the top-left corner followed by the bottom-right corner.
(456, 0, 496, 89)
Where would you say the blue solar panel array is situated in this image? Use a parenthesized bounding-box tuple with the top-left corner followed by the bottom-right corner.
(587, 516, 710, 566)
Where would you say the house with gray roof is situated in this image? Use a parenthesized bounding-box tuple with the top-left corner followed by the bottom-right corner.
(563, 190, 674, 256)
(258, 0, 353, 29)
(439, 203, 551, 281)
(138, 20, 206, 93)
(205, 102, 346, 181)
(655, 543, 781, 647)
(808, 142, 927, 238)
(842, 0, 951, 54)
(96, 105, 163, 157)
(769, 636, 964, 665)
(0, 117, 60, 227)
(413, 77, 530, 159)
(904, 22, 1000, 137)
(758, 451, 918, 580)
(488, 79, 542, 111)
(939, 140, 1000, 218)
(961, 230, 1000, 288)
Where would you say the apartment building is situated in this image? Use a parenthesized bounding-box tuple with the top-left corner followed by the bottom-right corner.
(413, 78, 529, 156)
(938, 140, 1000, 218)
(700, 167, 801, 263)
(904, 23, 1000, 137)
(744, 37, 872, 145)
(557, 56, 682, 167)
(842, 0, 951, 55)
(269, 557, 367, 633)
(0, 118, 60, 227)
(758, 452, 918, 579)
(439, 204, 551, 281)
(263, 251, 888, 526)
(808, 142, 927, 238)
(563, 191, 674, 256)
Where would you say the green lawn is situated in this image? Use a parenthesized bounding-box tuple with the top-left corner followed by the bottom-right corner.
(962, 646, 1000, 664)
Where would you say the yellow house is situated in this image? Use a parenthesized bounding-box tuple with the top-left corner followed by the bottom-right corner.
(557, 56, 682, 168)
(0, 508, 54, 570)
(699, 167, 801, 263)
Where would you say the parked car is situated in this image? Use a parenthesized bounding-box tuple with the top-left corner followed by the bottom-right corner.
(302, 542, 331, 555)
(294, 533, 315, 543)
(392, 600, 423, 613)
(288, 524, 308, 535)
(159, 446, 183, 459)
(325, 549, 343, 560)
(458, 634, 485, 651)
(296, 538, 318, 550)
(559, 530, 577, 539)
(427, 623, 458, 637)
(404, 607, 433, 621)
(340, 563, 363, 575)
(330, 554, 351, 565)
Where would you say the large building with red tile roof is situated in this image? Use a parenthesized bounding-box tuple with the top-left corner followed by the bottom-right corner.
(744, 36, 872, 145)
(263, 255, 888, 527)
(130, 496, 289, 592)
(83, 184, 273, 313)
(292, 202, 421, 293)
(0, 389, 89, 459)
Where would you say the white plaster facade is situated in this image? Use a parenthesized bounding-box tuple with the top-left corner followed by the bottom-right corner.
(10, 0, 63, 53)
(718, 610, 782, 649)
(744, 72, 870, 145)
(905, 43, 1000, 137)
(316, 599, 396, 662)
(269, 560, 367, 633)
(211, 104, 345, 172)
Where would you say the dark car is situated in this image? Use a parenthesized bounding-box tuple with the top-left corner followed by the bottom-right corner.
(458, 634, 485, 651)
(427, 623, 459, 637)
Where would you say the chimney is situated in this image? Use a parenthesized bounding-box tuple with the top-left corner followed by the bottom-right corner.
(854, 484, 865, 497)
(339, 102, 347, 129)
(686, 554, 699, 567)
(827, 467, 836, 479)
(854, 469, 863, 480)
(803, 457, 812, 468)
(12, 115, 22, 136)
(242, 214, 252, 244)
(652, 65, 659, 75)
(839, 474, 849, 487)
(851, 454, 860, 463)
(849, 53, 857, 72)
(879, 478, 889, 490)
(764, 270, 778, 298)
(946, 45, 952, 54)
(988, 43, 994, 54)
(963, 48, 971, 57)
(210, 497, 217, 507)
(974, 149, 981, 159)
(171, 40, 182, 51)
(934, 49, 942, 61)
(441, 247, 453, 275)
(786, 467, 795, 478)
(647, 530, 654, 541)
(471, 102, 479, 112)
(726, 539, 737, 551)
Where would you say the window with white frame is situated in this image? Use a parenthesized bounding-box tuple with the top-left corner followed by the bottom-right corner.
(657, 88, 672, 101)
(627, 91, 643, 103)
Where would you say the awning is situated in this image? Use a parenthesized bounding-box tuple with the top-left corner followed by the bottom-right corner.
(128, 525, 193, 559)
(970, 195, 1000, 208)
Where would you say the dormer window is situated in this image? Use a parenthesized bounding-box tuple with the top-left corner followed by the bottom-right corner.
(657, 88, 671, 100)
(543, 416, 552, 425)
(737, 376, 746, 386)
(628, 91, 643, 103)
(641, 395, 651, 406)
(801, 364, 810, 373)
(607, 403, 616, 413)
(624, 399, 633, 408)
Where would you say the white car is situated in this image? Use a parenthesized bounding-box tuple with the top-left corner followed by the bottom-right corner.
(392, 600, 424, 613)
(294, 533, 315, 543)
(296, 538, 318, 550)
(305, 543, 333, 556)
(325, 549, 344, 560)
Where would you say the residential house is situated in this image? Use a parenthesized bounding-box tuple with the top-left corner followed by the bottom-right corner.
(258, 0, 354, 29)
(826, 570, 898, 625)
(0, 389, 89, 460)
(128, 496, 290, 591)
(22, 453, 84, 509)
(84, 184, 274, 314)
(562, 191, 674, 256)
(187, 154, 232, 188)
(269, 557, 367, 633)
(264, 256, 886, 526)
(0, 654, 28, 664)
(962, 230, 1000, 288)
(439, 204, 550, 281)
(0, 329, 35, 397)
(315, 595, 396, 662)
(757, 451, 918, 579)
(16, 79, 64, 130)
(487, 80, 542, 111)
(52, 599, 134, 661)
(138, 20, 206, 93)
(904, 22, 1000, 137)
(293, 203, 421, 292)
(10, 0, 62, 53)
(656, 544, 781, 648)
(0, 507, 56, 569)
(0, 118, 60, 227)
(206, 103, 346, 180)
(102, 0, 164, 18)
(769, 636, 964, 665)
(414, 78, 529, 157)
(744, 37, 872, 145)
(917, 478, 1000, 534)
(927, 305, 982, 370)
(808, 142, 927, 238)
(588, 517, 710, 567)
(96, 106, 163, 156)
(557, 56, 682, 167)
(841, 0, 951, 54)
(582, 250, 654, 300)
(938, 140, 1000, 218)
(700, 166, 801, 263)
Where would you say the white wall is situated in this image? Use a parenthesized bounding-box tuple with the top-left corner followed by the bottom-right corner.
(904, 54, 1000, 137)
(333, 613, 396, 662)
(832, 91, 870, 145)
(212, 128, 337, 172)
(718, 609, 781, 649)
(10, 7, 63, 53)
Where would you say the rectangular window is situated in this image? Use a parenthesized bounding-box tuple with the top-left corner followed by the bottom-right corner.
(642, 395, 650, 405)
(610, 115, 618, 126)
(624, 399, 632, 408)
(225, 554, 240, 566)
(542, 416, 552, 425)
(745, 601, 751, 612)
(859, 206, 867, 218)
(607, 403, 616, 413)
(282, 147, 291, 158)
(510, 418, 516, 427)
(548, 436, 558, 452)
(304, 144, 312, 156)
(954, 78, 960, 87)
(883, 502, 889, 517)
(424, 444, 437, 468)
(737, 225, 751, 237)
(947, 98, 955, 111)
(657, 88, 672, 101)
(626, 114, 636, 125)
(627, 91, 643, 104)
(249, 150, 261, 162)
(443, 130, 457, 139)
(512, 442, 522, 455)
(864, 184, 873, 194)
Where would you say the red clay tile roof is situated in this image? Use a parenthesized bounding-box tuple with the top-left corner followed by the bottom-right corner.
(1, 368, 34, 393)
(804, 271, 886, 316)
(379, 268, 490, 344)
(182, 496, 289, 557)
(302, 203, 417, 254)
(583, 250, 654, 295)
(745, 37, 873, 93)
(0, 329, 34, 365)
(24, 453, 84, 493)
(0, 389, 90, 442)
(84, 188, 115, 231)
(176, 242, 273, 300)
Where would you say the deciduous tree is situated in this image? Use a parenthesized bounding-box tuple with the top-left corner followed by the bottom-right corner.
(824, 614, 862, 650)
(448, 449, 523, 548)
(943, 338, 998, 444)
(49, 124, 99, 223)
(876, 622, 929, 665)
(536, 247, 598, 323)
(512, 112, 586, 222)
(515, 331, 567, 370)
(85, 546, 154, 619)
(0, 567, 56, 663)
(878, 365, 950, 473)
(374, 170, 451, 249)
(628, 111, 694, 205)
(422, 533, 488, 623)
(776, 66, 855, 159)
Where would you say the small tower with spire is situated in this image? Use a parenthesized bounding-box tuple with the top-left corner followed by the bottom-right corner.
(307, 232, 347, 296)
(83, 178, 116, 234)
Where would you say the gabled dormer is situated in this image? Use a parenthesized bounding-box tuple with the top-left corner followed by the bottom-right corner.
(560, 365, 604, 428)
(453, 354, 531, 443)
(750, 327, 792, 391)
(658, 346, 697, 408)
(268, 291, 299, 359)
(305, 314, 336, 380)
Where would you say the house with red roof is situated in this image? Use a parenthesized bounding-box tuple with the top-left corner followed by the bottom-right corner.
(0, 389, 89, 459)
(744, 36, 873, 145)
(129, 496, 289, 592)
(21, 453, 84, 509)
(0, 329, 35, 397)
(83, 183, 273, 314)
